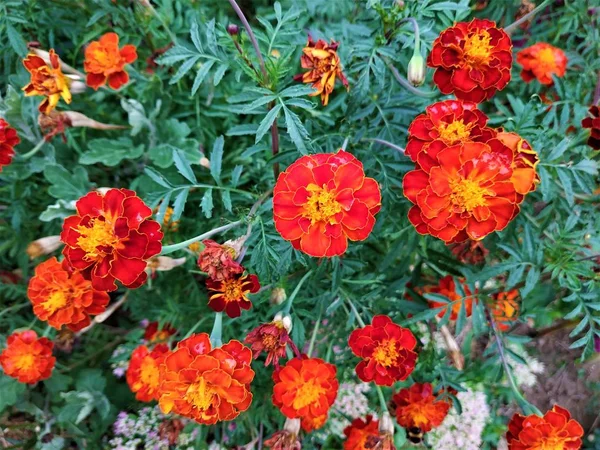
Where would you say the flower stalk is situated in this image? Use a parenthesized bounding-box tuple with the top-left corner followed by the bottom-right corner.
(210, 312, 223, 348)
(160, 221, 243, 255)
(504, 0, 552, 34)
(283, 270, 313, 315)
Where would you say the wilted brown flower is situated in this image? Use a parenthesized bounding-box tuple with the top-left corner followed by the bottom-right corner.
(26, 235, 62, 259)
(449, 240, 489, 265)
(197, 239, 243, 281)
(244, 315, 292, 367)
(515, 0, 536, 30)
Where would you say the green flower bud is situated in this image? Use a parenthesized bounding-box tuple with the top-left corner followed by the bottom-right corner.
(407, 52, 426, 87)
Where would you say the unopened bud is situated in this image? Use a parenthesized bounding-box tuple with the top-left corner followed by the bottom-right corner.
(223, 236, 245, 259)
(200, 157, 210, 169)
(227, 24, 239, 36)
(407, 52, 426, 87)
(283, 418, 301, 435)
(270, 287, 287, 305)
(271, 49, 281, 59)
(274, 312, 293, 332)
(95, 187, 113, 195)
(379, 412, 394, 435)
(26, 236, 62, 259)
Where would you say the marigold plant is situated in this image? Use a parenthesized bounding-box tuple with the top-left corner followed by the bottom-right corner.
(84, 32, 137, 90)
(22, 49, 72, 114)
(126, 343, 169, 402)
(392, 383, 451, 433)
(516, 42, 568, 85)
(0, 330, 55, 384)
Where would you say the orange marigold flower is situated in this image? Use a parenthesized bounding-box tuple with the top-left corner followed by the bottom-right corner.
(126, 343, 169, 402)
(22, 49, 72, 114)
(60, 188, 163, 292)
(496, 131, 540, 196)
(343, 415, 381, 450)
(405, 100, 495, 168)
(404, 140, 523, 243)
(206, 272, 260, 318)
(244, 319, 291, 367)
(348, 315, 417, 386)
(392, 383, 451, 433)
(516, 42, 567, 85)
(582, 105, 600, 150)
(197, 239, 243, 281)
(84, 32, 137, 90)
(428, 19, 512, 103)
(273, 150, 381, 258)
(272, 357, 338, 421)
(419, 275, 474, 320)
(506, 405, 584, 450)
(144, 321, 177, 343)
(449, 239, 488, 264)
(301, 413, 328, 433)
(0, 119, 20, 172)
(293, 36, 349, 106)
(490, 290, 519, 331)
(0, 330, 55, 384)
(27, 257, 110, 331)
(158, 333, 254, 425)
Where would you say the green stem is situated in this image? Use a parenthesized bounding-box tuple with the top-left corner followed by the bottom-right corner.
(210, 312, 223, 348)
(0, 302, 29, 320)
(160, 220, 242, 255)
(384, 58, 437, 98)
(184, 317, 207, 339)
(283, 270, 313, 315)
(504, 0, 552, 33)
(307, 312, 322, 357)
(344, 292, 366, 328)
(42, 325, 52, 337)
(21, 139, 46, 159)
(363, 137, 405, 155)
(147, 2, 178, 44)
(375, 385, 389, 414)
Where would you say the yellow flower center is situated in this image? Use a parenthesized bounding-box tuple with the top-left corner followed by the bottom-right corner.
(262, 334, 279, 351)
(537, 47, 558, 73)
(76, 218, 119, 260)
(303, 184, 342, 224)
(437, 120, 473, 145)
(372, 339, 398, 367)
(464, 30, 493, 67)
(185, 377, 215, 411)
(14, 353, 36, 371)
(449, 178, 489, 213)
(139, 357, 160, 389)
(222, 278, 245, 302)
(532, 436, 569, 450)
(293, 378, 326, 410)
(42, 290, 69, 315)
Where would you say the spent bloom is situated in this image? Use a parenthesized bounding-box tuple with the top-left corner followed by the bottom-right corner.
(449, 240, 488, 264)
(27, 257, 110, 331)
(0, 118, 20, 172)
(22, 49, 72, 114)
(582, 105, 600, 150)
(516, 42, 568, 85)
(428, 19, 512, 103)
(293, 36, 349, 106)
(206, 272, 260, 318)
(343, 415, 381, 449)
(348, 315, 417, 386)
(126, 344, 169, 402)
(490, 290, 520, 331)
(244, 315, 293, 367)
(61, 188, 163, 291)
(143, 321, 177, 344)
(273, 150, 381, 257)
(264, 418, 302, 450)
(417, 276, 475, 321)
(26, 235, 62, 259)
(197, 239, 243, 281)
(0, 330, 55, 384)
(392, 383, 452, 433)
(84, 32, 137, 90)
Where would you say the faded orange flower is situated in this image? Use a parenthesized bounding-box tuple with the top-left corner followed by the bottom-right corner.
(490, 290, 519, 331)
(126, 343, 169, 402)
(84, 32, 137, 90)
(0, 330, 55, 384)
(392, 383, 452, 433)
(22, 49, 72, 114)
(517, 43, 567, 85)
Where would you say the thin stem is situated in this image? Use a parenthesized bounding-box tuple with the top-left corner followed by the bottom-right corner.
(42, 325, 52, 338)
(375, 385, 389, 414)
(147, 2, 178, 44)
(344, 293, 366, 328)
(270, 102, 280, 179)
(210, 312, 223, 348)
(160, 220, 242, 255)
(0, 302, 29, 320)
(283, 270, 313, 315)
(20, 139, 46, 159)
(594, 71, 600, 106)
(363, 137, 405, 154)
(184, 317, 208, 339)
(386, 17, 420, 49)
(504, 0, 552, 33)
(384, 58, 437, 98)
(228, 0, 267, 79)
(341, 137, 349, 151)
(307, 312, 322, 357)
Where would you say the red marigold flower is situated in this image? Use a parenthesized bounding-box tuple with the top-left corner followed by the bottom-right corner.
(516, 42, 567, 85)
(343, 415, 381, 450)
(272, 357, 338, 421)
(144, 321, 177, 343)
(126, 343, 169, 402)
(392, 383, 452, 433)
(427, 19, 512, 103)
(273, 150, 381, 258)
(0, 330, 55, 384)
(419, 275, 474, 320)
(0, 119, 20, 172)
(157, 333, 255, 425)
(84, 33, 137, 90)
(404, 140, 522, 243)
(293, 36, 349, 106)
(582, 105, 600, 150)
(449, 239, 489, 264)
(405, 100, 495, 168)
(496, 131, 540, 196)
(27, 257, 110, 331)
(206, 272, 260, 318)
(22, 49, 72, 114)
(301, 413, 328, 433)
(197, 239, 243, 281)
(506, 405, 584, 450)
(60, 188, 163, 292)
(348, 315, 417, 386)
(490, 290, 519, 331)
(244, 318, 291, 367)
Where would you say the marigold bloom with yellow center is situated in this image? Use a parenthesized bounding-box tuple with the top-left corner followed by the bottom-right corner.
(27, 257, 110, 331)
(405, 100, 495, 168)
(206, 272, 260, 318)
(343, 415, 382, 450)
(84, 33, 137, 90)
(157, 333, 254, 425)
(392, 383, 452, 433)
(143, 321, 177, 343)
(416, 275, 475, 321)
(293, 36, 349, 106)
(0, 118, 20, 172)
(197, 239, 243, 281)
(506, 405, 584, 450)
(348, 315, 417, 386)
(60, 188, 163, 292)
(582, 105, 600, 150)
(490, 290, 519, 332)
(0, 330, 55, 384)
(22, 49, 72, 114)
(301, 413, 328, 433)
(428, 19, 512, 103)
(272, 357, 338, 421)
(273, 150, 381, 258)
(126, 344, 169, 402)
(516, 43, 567, 86)
(496, 131, 540, 196)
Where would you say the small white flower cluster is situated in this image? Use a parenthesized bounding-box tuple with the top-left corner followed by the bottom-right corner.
(109, 344, 130, 378)
(507, 344, 544, 389)
(427, 389, 490, 450)
(318, 382, 373, 439)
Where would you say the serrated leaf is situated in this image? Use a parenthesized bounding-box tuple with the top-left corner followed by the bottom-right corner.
(144, 167, 172, 188)
(156, 191, 171, 224)
(206, 19, 218, 54)
(213, 64, 228, 85)
(231, 165, 243, 187)
(6, 23, 27, 56)
(279, 84, 317, 98)
(156, 46, 197, 65)
(210, 136, 224, 183)
(43, 165, 90, 200)
(256, 104, 282, 144)
(283, 105, 308, 154)
(191, 59, 216, 95)
(171, 188, 189, 221)
(221, 190, 232, 212)
(173, 149, 197, 183)
(201, 189, 214, 218)
(190, 20, 203, 53)
(170, 55, 201, 84)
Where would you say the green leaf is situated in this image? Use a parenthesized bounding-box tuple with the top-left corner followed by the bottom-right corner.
(156, 46, 197, 65)
(190, 20, 203, 53)
(173, 149, 198, 184)
(256, 104, 282, 144)
(76, 368, 106, 392)
(80, 138, 144, 166)
(221, 190, 232, 212)
(279, 84, 317, 98)
(210, 136, 224, 183)
(43, 165, 90, 200)
(283, 105, 309, 155)
(170, 55, 201, 84)
(44, 372, 73, 393)
(148, 143, 175, 168)
(144, 167, 172, 188)
(201, 189, 214, 218)
(231, 165, 243, 187)
(0, 373, 26, 411)
(6, 23, 28, 56)
(191, 60, 216, 95)
(171, 188, 189, 221)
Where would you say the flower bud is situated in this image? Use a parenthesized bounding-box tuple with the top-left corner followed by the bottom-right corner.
(274, 312, 293, 332)
(407, 52, 426, 87)
(379, 412, 394, 435)
(200, 157, 210, 169)
(283, 418, 301, 435)
(146, 256, 187, 272)
(270, 287, 287, 305)
(227, 24, 239, 36)
(26, 235, 62, 259)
